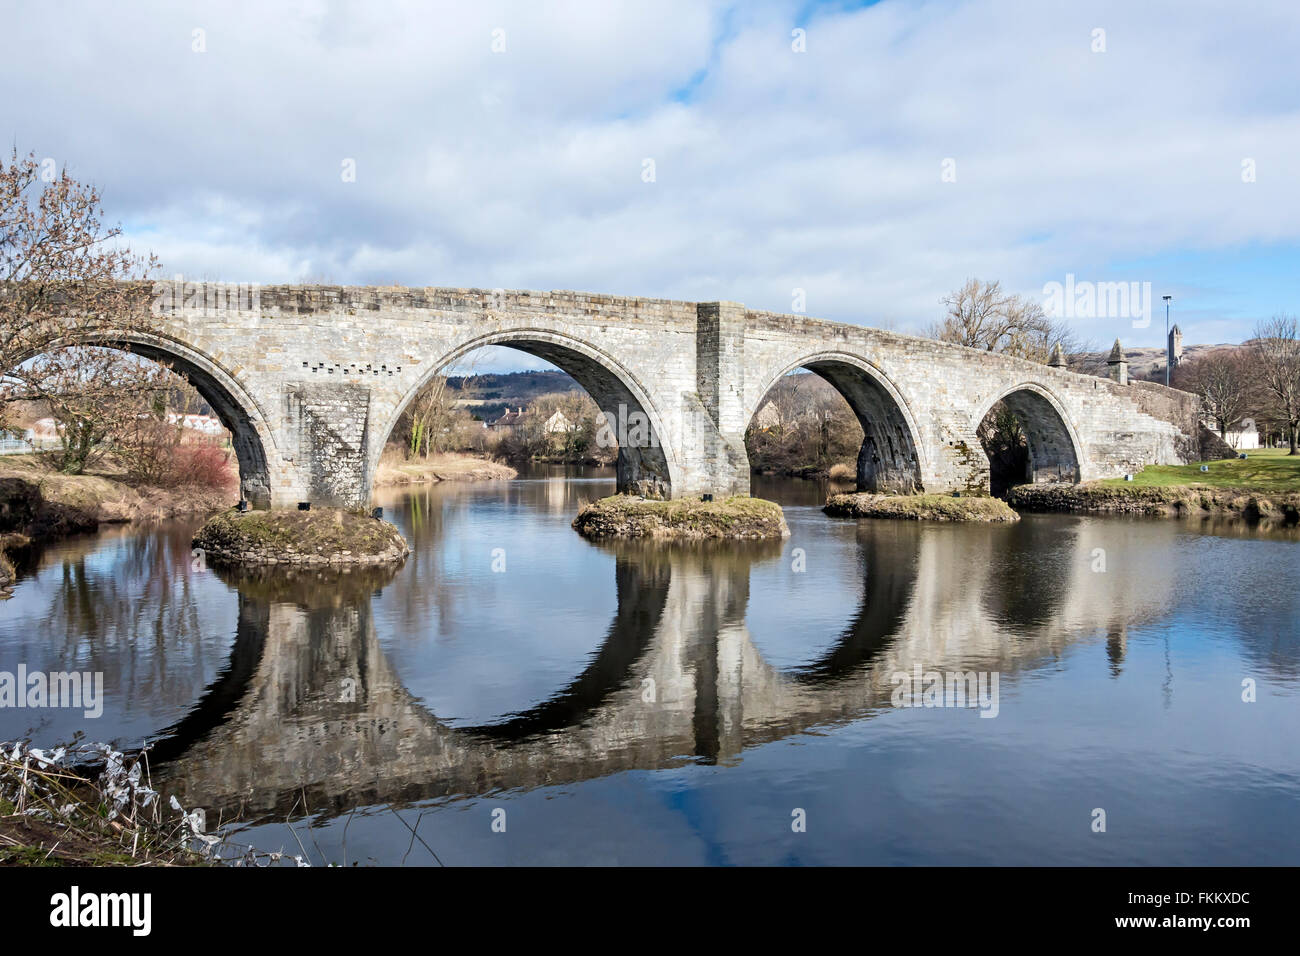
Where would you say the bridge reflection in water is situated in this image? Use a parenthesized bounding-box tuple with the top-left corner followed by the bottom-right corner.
(146, 509, 1178, 826)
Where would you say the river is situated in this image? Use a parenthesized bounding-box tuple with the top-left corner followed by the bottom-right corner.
(2, 468, 1298, 865)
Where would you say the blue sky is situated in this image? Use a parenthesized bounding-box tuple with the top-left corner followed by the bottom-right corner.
(3, 0, 1298, 370)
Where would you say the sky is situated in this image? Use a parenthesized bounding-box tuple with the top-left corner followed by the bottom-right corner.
(4, 0, 1299, 373)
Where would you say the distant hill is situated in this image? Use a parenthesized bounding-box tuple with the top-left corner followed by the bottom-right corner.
(1081, 342, 1242, 381)
(448, 369, 580, 421)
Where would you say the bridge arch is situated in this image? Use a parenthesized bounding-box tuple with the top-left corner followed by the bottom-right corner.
(32, 331, 276, 507)
(746, 352, 926, 494)
(377, 328, 682, 500)
(974, 382, 1084, 493)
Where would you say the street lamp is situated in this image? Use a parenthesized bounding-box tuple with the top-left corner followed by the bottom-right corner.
(1163, 294, 1173, 385)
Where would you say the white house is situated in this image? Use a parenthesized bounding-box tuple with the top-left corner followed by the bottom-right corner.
(167, 413, 225, 436)
(753, 401, 782, 431)
(544, 410, 575, 434)
(1224, 418, 1260, 450)
(24, 417, 61, 443)
(1202, 416, 1260, 450)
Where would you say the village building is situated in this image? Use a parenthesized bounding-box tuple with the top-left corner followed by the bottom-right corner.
(167, 412, 225, 436)
(1205, 416, 1261, 450)
(486, 407, 526, 434)
(753, 401, 782, 431)
(544, 410, 575, 434)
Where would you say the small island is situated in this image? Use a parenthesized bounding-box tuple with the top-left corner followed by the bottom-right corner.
(572, 494, 790, 540)
(824, 492, 1020, 522)
(193, 507, 410, 567)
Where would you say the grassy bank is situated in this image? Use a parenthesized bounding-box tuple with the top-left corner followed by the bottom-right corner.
(573, 494, 790, 540)
(824, 492, 1020, 522)
(373, 449, 516, 486)
(0, 533, 29, 590)
(0, 453, 235, 535)
(1096, 447, 1300, 492)
(1008, 449, 1300, 521)
(193, 507, 410, 566)
(1, 454, 235, 590)
(0, 743, 315, 866)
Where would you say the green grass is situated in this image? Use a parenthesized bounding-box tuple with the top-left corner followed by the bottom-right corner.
(1098, 447, 1300, 492)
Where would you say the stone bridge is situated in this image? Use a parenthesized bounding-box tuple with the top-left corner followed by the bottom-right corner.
(94, 285, 1201, 507)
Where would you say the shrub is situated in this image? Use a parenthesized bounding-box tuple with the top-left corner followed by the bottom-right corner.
(165, 443, 236, 490)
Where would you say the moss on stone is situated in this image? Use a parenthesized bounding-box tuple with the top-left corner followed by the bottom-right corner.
(824, 492, 1020, 522)
(193, 507, 410, 566)
(572, 494, 790, 540)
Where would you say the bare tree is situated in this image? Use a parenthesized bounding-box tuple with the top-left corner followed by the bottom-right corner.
(1172, 348, 1255, 440)
(928, 278, 1013, 350)
(1252, 314, 1300, 455)
(401, 374, 458, 458)
(929, 278, 1093, 365)
(1, 150, 157, 428)
(524, 389, 608, 462)
(744, 372, 862, 477)
(32, 346, 201, 475)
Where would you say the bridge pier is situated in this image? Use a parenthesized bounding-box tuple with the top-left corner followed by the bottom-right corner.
(683, 301, 753, 499)
(258, 382, 375, 510)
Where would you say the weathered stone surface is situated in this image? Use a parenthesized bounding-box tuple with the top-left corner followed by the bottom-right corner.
(193, 507, 410, 567)
(1007, 483, 1300, 522)
(824, 492, 1020, 522)
(572, 494, 790, 539)
(83, 285, 1203, 507)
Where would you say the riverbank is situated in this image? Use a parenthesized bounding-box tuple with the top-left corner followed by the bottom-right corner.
(824, 492, 1020, 522)
(1097, 447, 1300, 492)
(0, 454, 234, 535)
(753, 461, 856, 481)
(0, 744, 207, 867)
(1007, 449, 1300, 522)
(1008, 482, 1300, 521)
(373, 449, 516, 486)
(193, 507, 410, 567)
(573, 494, 790, 540)
(0, 533, 28, 589)
(1, 455, 235, 590)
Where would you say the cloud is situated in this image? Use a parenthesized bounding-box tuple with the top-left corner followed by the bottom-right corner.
(3, 0, 1298, 352)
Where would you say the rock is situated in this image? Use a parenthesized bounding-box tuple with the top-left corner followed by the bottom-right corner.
(572, 495, 789, 540)
(824, 492, 1020, 522)
(193, 507, 410, 568)
(1007, 483, 1300, 523)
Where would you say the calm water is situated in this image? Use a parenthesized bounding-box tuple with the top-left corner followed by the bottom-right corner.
(3, 468, 1299, 865)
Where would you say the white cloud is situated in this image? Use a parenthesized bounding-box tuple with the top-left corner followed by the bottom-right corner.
(3, 0, 1298, 351)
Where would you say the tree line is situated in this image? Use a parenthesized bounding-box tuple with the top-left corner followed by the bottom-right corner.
(1168, 316, 1300, 453)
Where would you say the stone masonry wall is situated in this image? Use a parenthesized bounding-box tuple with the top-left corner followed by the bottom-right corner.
(129, 285, 1202, 506)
